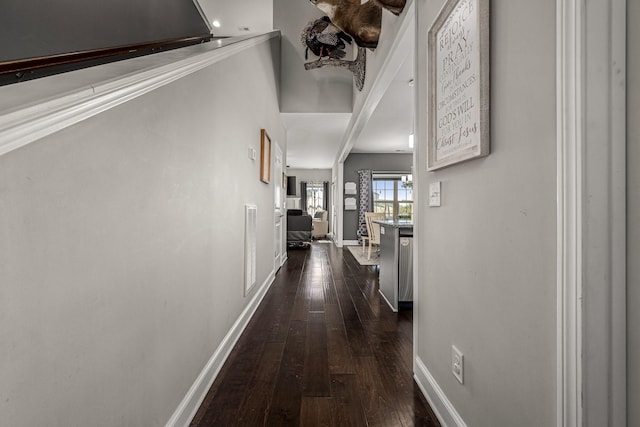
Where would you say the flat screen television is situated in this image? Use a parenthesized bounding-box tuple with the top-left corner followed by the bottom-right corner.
(286, 176, 296, 196)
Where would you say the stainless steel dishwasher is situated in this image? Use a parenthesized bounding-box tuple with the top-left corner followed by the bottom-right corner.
(398, 234, 413, 302)
(377, 221, 413, 312)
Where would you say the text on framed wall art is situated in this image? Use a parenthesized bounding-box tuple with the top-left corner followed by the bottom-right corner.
(428, 0, 490, 170)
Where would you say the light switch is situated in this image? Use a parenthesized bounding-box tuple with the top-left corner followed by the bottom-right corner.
(429, 181, 441, 207)
(248, 147, 256, 160)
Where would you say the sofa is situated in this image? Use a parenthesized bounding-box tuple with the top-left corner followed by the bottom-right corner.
(286, 209, 312, 247)
(312, 210, 329, 239)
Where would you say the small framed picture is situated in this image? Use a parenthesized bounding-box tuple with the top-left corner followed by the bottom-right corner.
(260, 129, 271, 183)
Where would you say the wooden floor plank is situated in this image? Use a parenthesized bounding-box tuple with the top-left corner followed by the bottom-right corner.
(190, 243, 441, 427)
(290, 288, 310, 322)
(300, 397, 335, 427)
(353, 355, 403, 427)
(265, 320, 307, 426)
(235, 341, 285, 426)
(330, 374, 368, 427)
(302, 312, 331, 397)
(325, 304, 356, 375)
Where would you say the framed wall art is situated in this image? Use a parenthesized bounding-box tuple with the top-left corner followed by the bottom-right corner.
(427, 0, 490, 170)
(260, 129, 271, 183)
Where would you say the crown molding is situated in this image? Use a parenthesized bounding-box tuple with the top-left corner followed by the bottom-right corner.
(0, 32, 279, 157)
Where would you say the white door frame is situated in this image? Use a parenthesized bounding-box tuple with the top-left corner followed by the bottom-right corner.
(274, 143, 285, 268)
(556, 0, 626, 425)
(334, 162, 345, 247)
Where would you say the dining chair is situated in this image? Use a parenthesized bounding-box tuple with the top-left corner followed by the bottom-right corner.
(364, 212, 386, 260)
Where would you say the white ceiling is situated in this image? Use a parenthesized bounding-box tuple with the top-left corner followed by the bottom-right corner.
(283, 31, 415, 169)
(351, 51, 414, 154)
(194, 2, 416, 170)
(281, 113, 351, 169)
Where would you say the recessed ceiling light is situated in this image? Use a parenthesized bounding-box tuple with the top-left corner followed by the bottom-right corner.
(212, 20, 221, 28)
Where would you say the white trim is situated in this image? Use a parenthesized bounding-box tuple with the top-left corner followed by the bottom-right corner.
(165, 269, 276, 427)
(580, 0, 627, 424)
(609, 2, 627, 424)
(411, 38, 419, 372)
(332, 2, 414, 249)
(413, 356, 467, 427)
(0, 32, 279, 157)
(341, 240, 360, 246)
(335, 3, 416, 164)
(378, 289, 397, 312)
(556, 1, 583, 425)
(192, 0, 213, 32)
(556, 1, 627, 425)
(335, 162, 345, 247)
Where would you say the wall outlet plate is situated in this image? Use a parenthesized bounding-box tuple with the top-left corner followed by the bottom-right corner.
(452, 345, 464, 384)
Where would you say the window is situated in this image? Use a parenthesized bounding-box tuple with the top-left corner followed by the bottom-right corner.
(306, 184, 324, 217)
(372, 177, 413, 220)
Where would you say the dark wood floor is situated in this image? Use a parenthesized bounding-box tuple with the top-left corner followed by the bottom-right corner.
(190, 242, 440, 427)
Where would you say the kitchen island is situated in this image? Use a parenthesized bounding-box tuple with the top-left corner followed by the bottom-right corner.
(374, 220, 413, 312)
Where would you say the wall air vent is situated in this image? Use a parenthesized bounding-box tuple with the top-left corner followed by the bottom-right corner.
(244, 205, 257, 295)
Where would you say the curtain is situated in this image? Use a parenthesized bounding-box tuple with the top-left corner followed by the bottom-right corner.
(323, 181, 329, 211)
(300, 181, 307, 213)
(357, 170, 373, 243)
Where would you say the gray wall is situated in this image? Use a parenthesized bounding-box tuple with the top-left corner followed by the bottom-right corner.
(342, 153, 412, 241)
(415, 1, 557, 426)
(273, 0, 353, 113)
(0, 38, 284, 426)
(0, 0, 210, 61)
(628, 1, 640, 424)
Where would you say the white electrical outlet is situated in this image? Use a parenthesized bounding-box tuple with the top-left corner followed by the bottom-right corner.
(452, 345, 464, 384)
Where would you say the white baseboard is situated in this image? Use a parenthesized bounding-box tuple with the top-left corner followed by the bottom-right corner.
(378, 289, 397, 312)
(165, 270, 276, 427)
(414, 356, 467, 427)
